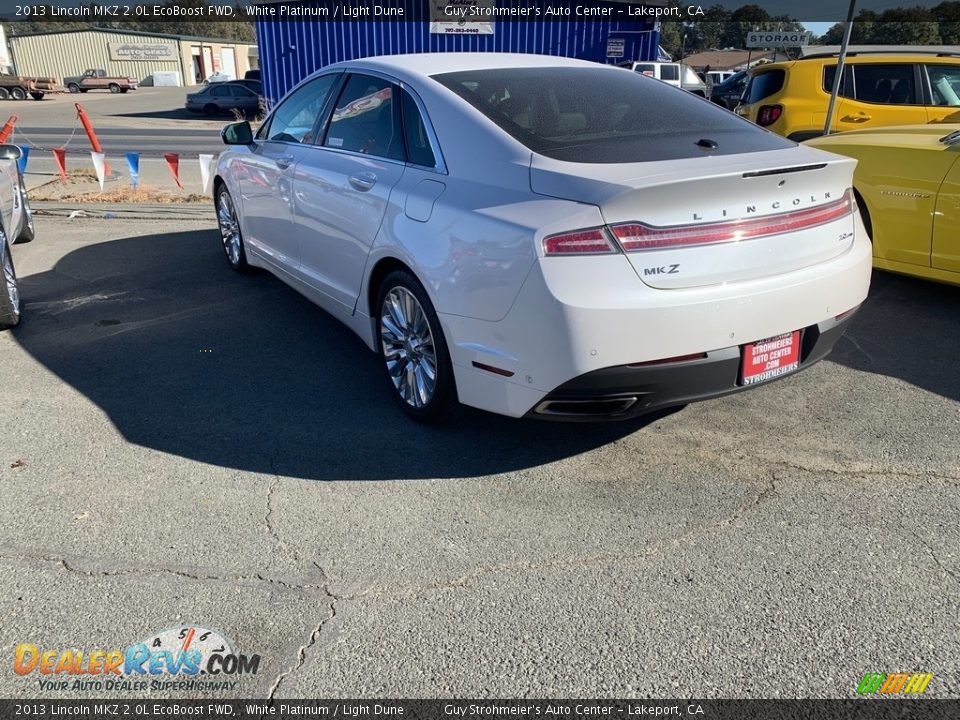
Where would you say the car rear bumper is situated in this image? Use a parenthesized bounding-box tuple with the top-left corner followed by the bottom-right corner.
(440, 220, 872, 420)
(525, 309, 856, 421)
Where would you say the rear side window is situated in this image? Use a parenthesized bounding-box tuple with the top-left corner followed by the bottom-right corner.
(433, 66, 792, 164)
(927, 64, 960, 106)
(745, 69, 785, 104)
(852, 64, 917, 104)
(401, 89, 437, 168)
(661, 65, 680, 81)
(822, 65, 851, 97)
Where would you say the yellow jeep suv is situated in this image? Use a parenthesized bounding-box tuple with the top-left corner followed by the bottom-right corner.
(737, 51, 960, 141)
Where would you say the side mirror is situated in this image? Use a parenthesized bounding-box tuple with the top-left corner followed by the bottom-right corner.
(222, 121, 254, 146)
(0, 144, 21, 161)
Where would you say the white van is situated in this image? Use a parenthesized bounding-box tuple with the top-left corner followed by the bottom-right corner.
(627, 61, 708, 96)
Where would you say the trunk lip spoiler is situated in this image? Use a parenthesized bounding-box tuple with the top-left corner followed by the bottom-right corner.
(742, 163, 828, 178)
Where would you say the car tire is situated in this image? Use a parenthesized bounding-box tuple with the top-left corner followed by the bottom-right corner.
(108, 83, 121, 94)
(14, 175, 34, 245)
(9, 87, 26, 101)
(376, 270, 460, 423)
(67, 83, 80, 93)
(0, 232, 21, 330)
(0, 88, 8, 100)
(29, 92, 44, 100)
(203, 103, 218, 115)
(215, 185, 251, 273)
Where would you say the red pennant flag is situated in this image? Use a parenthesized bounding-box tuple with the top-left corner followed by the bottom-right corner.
(52, 147, 67, 180)
(164, 153, 183, 190)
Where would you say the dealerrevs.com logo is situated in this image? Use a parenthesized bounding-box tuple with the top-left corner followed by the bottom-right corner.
(856, 672, 934, 695)
(13, 625, 261, 692)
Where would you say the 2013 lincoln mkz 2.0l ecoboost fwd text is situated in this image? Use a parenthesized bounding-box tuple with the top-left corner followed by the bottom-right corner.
(213, 53, 871, 423)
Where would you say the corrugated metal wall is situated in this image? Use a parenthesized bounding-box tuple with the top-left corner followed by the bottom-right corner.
(9, 31, 182, 83)
(257, 17, 658, 103)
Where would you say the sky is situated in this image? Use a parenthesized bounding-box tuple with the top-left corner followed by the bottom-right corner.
(804, 22, 834, 36)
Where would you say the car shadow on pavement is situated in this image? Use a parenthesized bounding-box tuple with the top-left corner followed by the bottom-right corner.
(12, 229, 665, 481)
(108, 109, 229, 122)
(828, 269, 960, 403)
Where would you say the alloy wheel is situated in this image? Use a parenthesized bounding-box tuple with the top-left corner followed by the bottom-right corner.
(217, 190, 242, 266)
(380, 286, 437, 409)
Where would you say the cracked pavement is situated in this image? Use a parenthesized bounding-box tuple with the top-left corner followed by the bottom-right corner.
(0, 216, 958, 698)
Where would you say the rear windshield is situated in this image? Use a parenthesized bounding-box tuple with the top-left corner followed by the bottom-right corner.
(745, 69, 786, 104)
(432, 67, 792, 163)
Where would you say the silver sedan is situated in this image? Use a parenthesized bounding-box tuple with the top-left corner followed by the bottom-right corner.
(0, 145, 34, 331)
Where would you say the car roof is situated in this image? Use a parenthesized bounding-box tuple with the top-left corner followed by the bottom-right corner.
(326, 52, 611, 78)
(752, 53, 960, 73)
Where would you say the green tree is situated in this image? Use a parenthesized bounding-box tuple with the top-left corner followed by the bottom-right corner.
(655, 0, 683, 58)
(932, 1, 960, 43)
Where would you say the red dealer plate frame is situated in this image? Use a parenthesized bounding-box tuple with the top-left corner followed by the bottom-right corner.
(740, 331, 801, 385)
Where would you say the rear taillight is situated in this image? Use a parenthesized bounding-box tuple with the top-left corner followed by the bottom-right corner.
(757, 104, 783, 126)
(611, 189, 855, 252)
(543, 228, 618, 256)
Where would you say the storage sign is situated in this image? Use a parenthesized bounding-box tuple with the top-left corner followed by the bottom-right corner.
(746, 31, 810, 48)
(108, 43, 177, 61)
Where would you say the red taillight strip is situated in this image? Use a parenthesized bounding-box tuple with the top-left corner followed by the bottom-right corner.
(612, 189, 855, 252)
(542, 227, 618, 256)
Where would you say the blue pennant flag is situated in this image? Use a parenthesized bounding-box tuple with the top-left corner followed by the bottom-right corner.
(17, 146, 28, 176)
(126, 152, 140, 189)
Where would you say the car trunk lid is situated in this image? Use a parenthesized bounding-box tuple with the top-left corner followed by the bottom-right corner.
(530, 146, 858, 289)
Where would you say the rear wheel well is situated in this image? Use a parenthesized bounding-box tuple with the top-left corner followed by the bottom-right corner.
(366, 257, 415, 321)
(852, 188, 873, 242)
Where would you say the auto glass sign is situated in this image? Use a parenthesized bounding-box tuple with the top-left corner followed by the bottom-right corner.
(429, 0, 495, 34)
(746, 31, 810, 48)
(108, 43, 177, 61)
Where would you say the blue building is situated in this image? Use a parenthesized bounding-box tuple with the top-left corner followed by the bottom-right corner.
(256, 2, 660, 102)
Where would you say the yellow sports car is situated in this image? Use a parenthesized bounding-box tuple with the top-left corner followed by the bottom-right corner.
(807, 125, 960, 286)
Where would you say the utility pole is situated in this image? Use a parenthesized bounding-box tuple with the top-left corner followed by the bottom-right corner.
(823, 0, 858, 136)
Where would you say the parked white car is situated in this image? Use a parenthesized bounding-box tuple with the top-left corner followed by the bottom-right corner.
(204, 72, 234, 84)
(0, 144, 34, 330)
(213, 53, 870, 422)
(706, 70, 737, 86)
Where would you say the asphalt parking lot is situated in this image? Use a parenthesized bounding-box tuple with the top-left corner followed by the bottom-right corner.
(0, 214, 958, 699)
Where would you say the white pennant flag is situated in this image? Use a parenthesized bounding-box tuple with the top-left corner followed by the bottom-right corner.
(199, 154, 215, 194)
(90, 151, 106, 191)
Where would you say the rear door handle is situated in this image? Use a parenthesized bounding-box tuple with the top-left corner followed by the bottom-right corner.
(349, 173, 377, 192)
(275, 154, 295, 170)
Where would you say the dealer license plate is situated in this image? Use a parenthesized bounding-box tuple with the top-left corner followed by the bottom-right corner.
(740, 331, 801, 385)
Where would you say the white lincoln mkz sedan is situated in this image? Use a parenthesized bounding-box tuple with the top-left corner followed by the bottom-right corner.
(213, 53, 871, 422)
